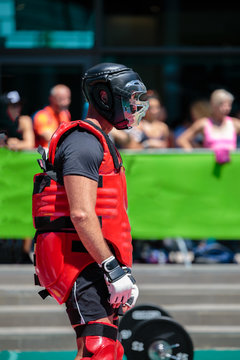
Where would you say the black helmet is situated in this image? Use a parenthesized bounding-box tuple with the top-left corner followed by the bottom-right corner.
(82, 62, 149, 129)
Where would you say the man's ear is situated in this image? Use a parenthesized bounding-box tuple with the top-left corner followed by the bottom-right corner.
(100, 90, 108, 104)
(92, 84, 112, 111)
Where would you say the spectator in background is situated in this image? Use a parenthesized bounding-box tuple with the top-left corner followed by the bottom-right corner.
(0, 90, 34, 263)
(174, 99, 211, 147)
(0, 90, 35, 150)
(176, 89, 240, 163)
(110, 91, 171, 150)
(129, 91, 171, 149)
(33, 84, 71, 148)
(177, 89, 240, 262)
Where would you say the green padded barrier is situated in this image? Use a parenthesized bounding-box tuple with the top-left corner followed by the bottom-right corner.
(122, 150, 240, 240)
(1, 148, 240, 239)
(0, 148, 39, 238)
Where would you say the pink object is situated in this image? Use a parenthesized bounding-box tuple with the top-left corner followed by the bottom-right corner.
(203, 117, 237, 163)
(214, 148, 230, 164)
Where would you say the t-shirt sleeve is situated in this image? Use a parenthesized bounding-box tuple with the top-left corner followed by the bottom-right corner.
(55, 130, 104, 182)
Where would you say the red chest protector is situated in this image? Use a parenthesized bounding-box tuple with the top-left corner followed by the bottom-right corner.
(32, 120, 132, 304)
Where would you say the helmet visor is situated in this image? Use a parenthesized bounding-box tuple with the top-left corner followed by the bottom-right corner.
(122, 91, 149, 128)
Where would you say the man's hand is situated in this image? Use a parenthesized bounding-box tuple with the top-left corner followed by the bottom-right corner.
(101, 256, 136, 307)
(7, 137, 21, 150)
(122, 267, 139, 312)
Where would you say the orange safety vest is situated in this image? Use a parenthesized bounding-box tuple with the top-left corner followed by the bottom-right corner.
(32, 120, 132, 304)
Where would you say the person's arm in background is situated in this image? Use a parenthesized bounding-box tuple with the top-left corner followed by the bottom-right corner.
(7, 115, 35, 150)
(176, 118, 206, 150)
(109, 127, 131, 148)
(38, 129, 54, 144)
(232, 117, 240, 135)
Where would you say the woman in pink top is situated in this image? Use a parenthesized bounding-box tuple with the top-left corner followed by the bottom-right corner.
(176, 89, 240, 163)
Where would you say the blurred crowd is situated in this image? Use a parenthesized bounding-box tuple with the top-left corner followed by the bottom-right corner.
(2, 85, 240, 155)
(1, 84, 240, 264)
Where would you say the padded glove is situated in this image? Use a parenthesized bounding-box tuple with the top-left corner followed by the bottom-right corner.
(122, 267, 139, 309)
(101, 256, 136, 306)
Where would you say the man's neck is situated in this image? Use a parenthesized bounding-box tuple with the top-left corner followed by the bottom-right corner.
(86, 108, 113, 134)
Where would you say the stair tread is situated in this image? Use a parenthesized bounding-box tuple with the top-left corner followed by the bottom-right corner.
(1, 303, 240, 312)
(1, 325, 240, 335)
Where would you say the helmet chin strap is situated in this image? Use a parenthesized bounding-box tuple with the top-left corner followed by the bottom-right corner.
(114, 120, 129, 130)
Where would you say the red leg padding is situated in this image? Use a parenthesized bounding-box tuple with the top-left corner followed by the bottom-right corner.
(116, 340, 124, 359)
(78, 321, 124, 360)
(81, 336, 124, 360)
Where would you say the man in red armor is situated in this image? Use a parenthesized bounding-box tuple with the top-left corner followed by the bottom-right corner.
(32, 62, 149, 359)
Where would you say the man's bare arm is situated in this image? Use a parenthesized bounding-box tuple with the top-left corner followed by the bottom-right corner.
(64, 174, 113, 264)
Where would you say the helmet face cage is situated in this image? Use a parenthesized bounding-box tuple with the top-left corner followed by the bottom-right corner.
(120, 80, 149, 128)
(82, 63, 148, 129)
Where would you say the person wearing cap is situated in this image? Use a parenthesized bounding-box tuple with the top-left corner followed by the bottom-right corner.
(32, 63, 149, 359)
(33, 84, 71, 148)
(0, 90, 35, 150)
(0, 91, 34, 264)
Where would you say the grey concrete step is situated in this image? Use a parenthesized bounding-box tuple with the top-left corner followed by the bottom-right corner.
(0, 285, 46, 305)
(1, 264, 240, 285)
(0, 265, 34, 285)
(165, 304, 240, 326)
(0, 327, 76, 351)
(1, 325, 240, 351)
(0, 283, 240, 306)
(0, 305, 69, 327)
(1, 303, 240, 327)
(2, 283, 240, 306)
(133, 264, 240, 285)
(1, 264, 240, 350)
(137, 283, 240, 305)
(189, 325, 240, 349)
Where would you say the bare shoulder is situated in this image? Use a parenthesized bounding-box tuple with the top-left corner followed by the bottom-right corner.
(158, 121, 169, 130)
(191, 117, 208, 130)
(231, 117, 240, 130)
(19, 115, 33, 124)
(157, 121, 170, 135)
(18, 115, 33, 129)
(231, 116, 240, 123)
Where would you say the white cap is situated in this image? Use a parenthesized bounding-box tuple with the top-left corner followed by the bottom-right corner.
(6, 91, 21, 104)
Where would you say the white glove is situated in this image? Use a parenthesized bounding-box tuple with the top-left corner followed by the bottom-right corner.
(101, 256, 136, 306)
(122, 268, 139, 309)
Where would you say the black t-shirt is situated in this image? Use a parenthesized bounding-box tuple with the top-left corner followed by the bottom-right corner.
(54, 129, 104, 185)
(0, 104, 22, 140)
